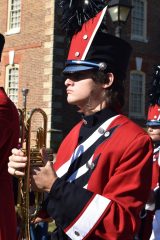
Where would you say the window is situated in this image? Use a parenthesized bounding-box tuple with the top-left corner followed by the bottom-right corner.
(5, 65, 19, 106)
(7, 0, 21, 34)
(129, 71, 145, 118)
(131, 0, 147, 41)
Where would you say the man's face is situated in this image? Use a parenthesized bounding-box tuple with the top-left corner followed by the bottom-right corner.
(64, 71, 106, 110)
(147, 125, 160, 142)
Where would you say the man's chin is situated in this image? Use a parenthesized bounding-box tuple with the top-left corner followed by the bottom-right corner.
(67, 100, 76, 105)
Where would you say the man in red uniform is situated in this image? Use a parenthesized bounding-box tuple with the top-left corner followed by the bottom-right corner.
(0, 34, 19, 240)
(8, 2, 153, 239)
(147, 109, 160, 240)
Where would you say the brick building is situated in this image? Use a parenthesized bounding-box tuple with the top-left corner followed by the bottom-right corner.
(0, 0, 160, 151)
(0, 0, 62, 151)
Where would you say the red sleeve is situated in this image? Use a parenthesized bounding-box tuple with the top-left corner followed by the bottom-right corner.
(92, 135, 153, 239)
(0, 91, 19, 170)
(0, 115, 12, 148)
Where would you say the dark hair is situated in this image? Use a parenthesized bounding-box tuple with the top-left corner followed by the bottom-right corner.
(91, 70, 125, 110)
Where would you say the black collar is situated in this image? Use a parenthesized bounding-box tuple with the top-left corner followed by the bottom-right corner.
(81, 108, 117, 128)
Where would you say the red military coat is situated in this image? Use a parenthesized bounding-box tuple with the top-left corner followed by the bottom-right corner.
(0, 87, 19, 240)
(152, 146, 160, 190)
(139, 146, 160, 240)
(48, 113, 153, 240)
(149, 146, 160, 239)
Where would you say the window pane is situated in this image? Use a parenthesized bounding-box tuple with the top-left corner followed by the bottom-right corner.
(131, 93, 142, 113)
(132, 0, 145, 38)
(7, 66, 19, 106)
(130, 72, 144, 116)
(9, 0, 21, 30)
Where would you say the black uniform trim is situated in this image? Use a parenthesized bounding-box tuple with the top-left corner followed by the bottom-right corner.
(47, 178, 94, 228)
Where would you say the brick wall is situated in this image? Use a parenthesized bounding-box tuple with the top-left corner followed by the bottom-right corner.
(0, 0, 55, 148)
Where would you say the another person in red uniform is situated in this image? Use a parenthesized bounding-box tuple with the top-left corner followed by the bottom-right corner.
(8, 2, 153, 240)
(0, 34, 19, 240)
(141, 65, 160, 240)
(147, 111, 160, 240)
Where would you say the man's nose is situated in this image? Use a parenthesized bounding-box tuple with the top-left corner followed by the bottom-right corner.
(148, 127, 153, 131)
(65, 78, 74, 86)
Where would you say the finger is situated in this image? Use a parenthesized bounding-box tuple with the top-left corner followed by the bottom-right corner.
(8, 167, 16, 175)
(45, 161, 57, 178)
(31, 217, 42, 224)
(8, 167, 25, 176)
(11, 148, 25, 156)
(30, 166, 41, 175)
(9, 154, 27, 163)
(45, 160, 53, 168)
(40, 147, 48, 164)
(32, 217, 52, 224)
(40, 147, 45, 156)
(13, 169, 25, 176)
(8, 160, 27, 169)
(40, 148, 54, 164)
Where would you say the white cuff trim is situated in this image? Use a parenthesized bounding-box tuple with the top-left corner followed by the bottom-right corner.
(66, 195, 111, 240)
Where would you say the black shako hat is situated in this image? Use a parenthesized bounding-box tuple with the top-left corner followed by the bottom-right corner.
(0, 34, 5, 62)
(62, 5, 132, 79)
(146, 65, 160, 126)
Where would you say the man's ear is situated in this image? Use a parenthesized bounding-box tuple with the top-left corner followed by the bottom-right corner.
(103, 73, 114, 89)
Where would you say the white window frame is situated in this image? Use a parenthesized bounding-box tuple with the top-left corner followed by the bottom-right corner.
(5, 64, 19, 107)
(131, 0, 147, 42)
(6, 0, 21, 35)
(129, 70, 145, 118)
